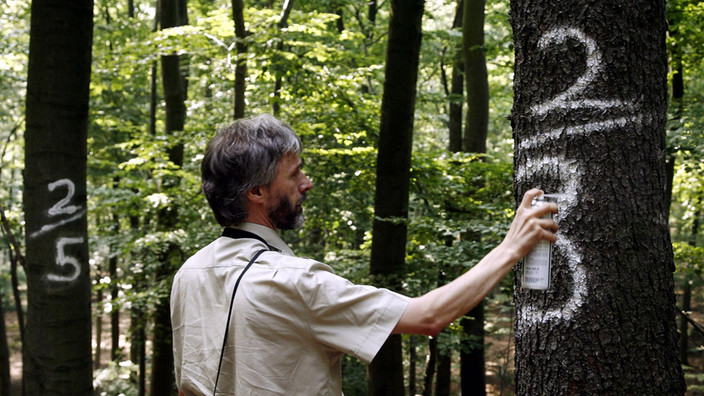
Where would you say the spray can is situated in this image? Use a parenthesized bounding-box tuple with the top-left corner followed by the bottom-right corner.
(522, 194, 557, 290)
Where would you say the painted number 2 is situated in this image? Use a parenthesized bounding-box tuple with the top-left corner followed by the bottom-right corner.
(30, 178, 86, 282)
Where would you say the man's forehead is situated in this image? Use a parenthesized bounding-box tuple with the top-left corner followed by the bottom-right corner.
(278, 152, 302, 168)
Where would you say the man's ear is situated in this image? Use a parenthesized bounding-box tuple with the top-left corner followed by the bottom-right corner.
(246, 186, 266, 204)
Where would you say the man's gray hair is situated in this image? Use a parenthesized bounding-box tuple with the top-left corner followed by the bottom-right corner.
(201, 114, 301, 226)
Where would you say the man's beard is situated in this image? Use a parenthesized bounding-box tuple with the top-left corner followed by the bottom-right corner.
(268, 194, 305, 230)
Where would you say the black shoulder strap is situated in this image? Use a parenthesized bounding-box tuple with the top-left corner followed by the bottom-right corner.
(212, 248, 269, 396)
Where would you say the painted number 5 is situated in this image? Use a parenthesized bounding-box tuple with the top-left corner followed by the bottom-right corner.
(46, 237, 84, 282)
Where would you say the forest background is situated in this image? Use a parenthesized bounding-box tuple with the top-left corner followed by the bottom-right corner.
(1, 0, 704, 395)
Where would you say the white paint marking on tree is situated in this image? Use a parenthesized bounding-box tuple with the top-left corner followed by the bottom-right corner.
(516, 157, 587, 324)
(519, 115, 643, 151)
(517, 26, 647, 325)
(29, 209, 88, 239)
(47, 179, 82, 216)
(30, 178, 86, 282)
(530, 26, 632, 117)
(46, 237, 84, 282)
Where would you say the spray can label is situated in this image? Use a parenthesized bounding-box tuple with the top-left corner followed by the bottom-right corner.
(522, 195, 556, 290)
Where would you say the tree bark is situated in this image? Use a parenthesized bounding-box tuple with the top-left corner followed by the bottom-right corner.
(0, 290, 10, 396)
(95, 285, 103, 370)
(23, 0, 94, 394)
(435, 347, 451, 396)
(368, 2, 425, 395)
(422, 336, 437, 396)
(681, 208, 700, 365)
(150, 0, 187, 394)
(462, 0, 489, 153)
(449, 0, 464, 153)
(408, 335, 417, 396)
(272, 0, 296, 116)
(511, 0, 685, 393)
(460, 303, 486, 396)
(232, 0, 248, 119)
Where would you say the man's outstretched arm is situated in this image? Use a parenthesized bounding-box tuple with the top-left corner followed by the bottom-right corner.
(393, 188, 558, 336)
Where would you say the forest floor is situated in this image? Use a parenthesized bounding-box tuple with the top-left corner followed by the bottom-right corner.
(4, 295, 704, 396)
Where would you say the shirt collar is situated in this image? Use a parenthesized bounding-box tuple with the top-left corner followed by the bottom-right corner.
(230, 222, 295, 256)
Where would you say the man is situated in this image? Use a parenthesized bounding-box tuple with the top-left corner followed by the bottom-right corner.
(171, 114, 558, 395)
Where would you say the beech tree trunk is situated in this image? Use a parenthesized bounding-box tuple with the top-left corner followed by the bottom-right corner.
(368, 1, 425, 395)
(511, 0, 685, 393)
(23, 0, 94, 394)
(150, 0, 187, 394)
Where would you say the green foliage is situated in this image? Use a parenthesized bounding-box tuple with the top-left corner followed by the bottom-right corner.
(94, 361, 140, 396)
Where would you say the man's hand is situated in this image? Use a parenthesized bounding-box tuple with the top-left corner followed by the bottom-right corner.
(393, 188, 560, 337)
(500, 188, 559, 263)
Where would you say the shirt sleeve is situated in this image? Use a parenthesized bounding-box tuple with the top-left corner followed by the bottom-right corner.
(300, 263, 411, 363)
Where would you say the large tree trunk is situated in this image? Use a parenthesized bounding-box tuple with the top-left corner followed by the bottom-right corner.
(462, 0, 489, 153)
(511, 0, 685, 393)
(367, 1, 425, 396)
(150, 0, 187, 394)
(23, 0, 94, 394)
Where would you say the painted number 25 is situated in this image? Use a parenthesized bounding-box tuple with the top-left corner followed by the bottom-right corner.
(36, 179, 86, 282)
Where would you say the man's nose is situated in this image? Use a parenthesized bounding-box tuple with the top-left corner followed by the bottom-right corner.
(300, 174, 313, 193)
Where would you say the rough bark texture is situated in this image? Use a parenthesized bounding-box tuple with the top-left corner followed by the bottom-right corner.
(511, 0, 685, 394)
(462, 0, 489, 153)
(23, 0, 94, 394)
(368, 1, 425, 395)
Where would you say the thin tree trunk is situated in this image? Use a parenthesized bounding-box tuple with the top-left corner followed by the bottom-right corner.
(23, 0, 94, 393)
(0, 290, 10, 396)
(0, 207, 24, 346)
(151, 0, 187, 393)
(681, 208, 700, 365)
(462, 0, 489, 153)
(511, 0, 685, 393)
(449, 0, 464, 153)
(459, 0, 489, 391)
(436, 348, 452, 396)
(368, 2, 425, 395)
(460, 303, 486, 396)
(272, 0, 296, 116)
(232, 0, 248, 119)
(95, 285, 103, 370)
(409, 335, 417, 396)
(422, 336, 438, 396)
(110, 254, 119, 361)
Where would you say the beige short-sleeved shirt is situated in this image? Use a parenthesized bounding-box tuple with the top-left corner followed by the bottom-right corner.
(171, 223, 410, 395)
